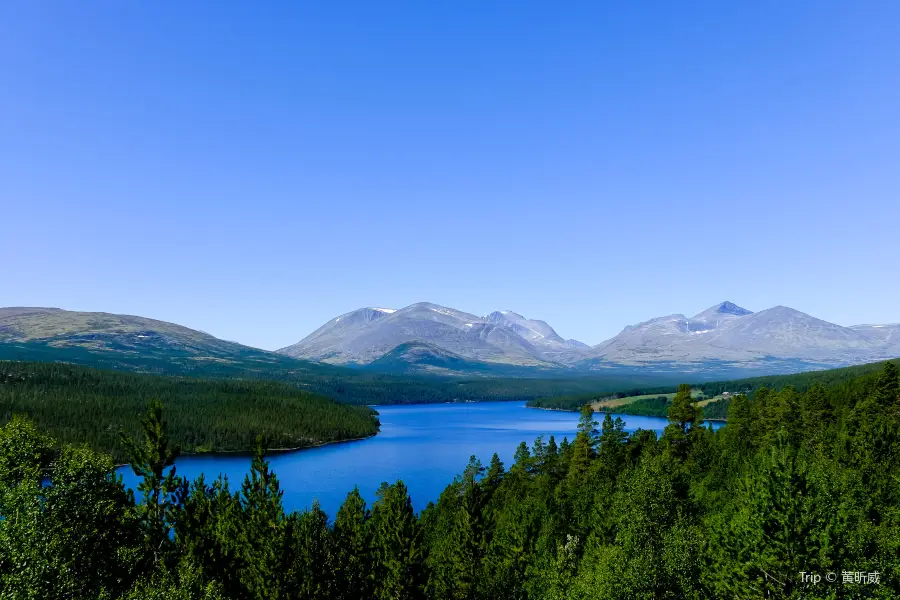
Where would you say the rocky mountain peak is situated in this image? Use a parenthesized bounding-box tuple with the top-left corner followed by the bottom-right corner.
(693, 301, 752, 320)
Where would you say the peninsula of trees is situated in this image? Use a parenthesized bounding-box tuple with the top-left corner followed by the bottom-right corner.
(0, 361, 380, 461)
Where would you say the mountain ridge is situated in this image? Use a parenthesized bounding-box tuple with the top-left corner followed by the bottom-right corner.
(277, 302, 593, 369)
(3, 302, 899, 379)
(281, 300, 900, 375)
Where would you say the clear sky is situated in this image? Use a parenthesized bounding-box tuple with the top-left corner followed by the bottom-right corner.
(2, 2, 899, 350)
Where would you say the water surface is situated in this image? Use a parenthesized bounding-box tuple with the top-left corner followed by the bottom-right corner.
(118, 402, 704, 517)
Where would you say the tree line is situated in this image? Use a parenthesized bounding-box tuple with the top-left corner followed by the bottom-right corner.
(0, 343, 674, 405)
(528, 358, 900, 416)
(2, 361, 899, 598)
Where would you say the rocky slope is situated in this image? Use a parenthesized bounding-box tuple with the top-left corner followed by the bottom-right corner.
(278, 302, 590, 368)
(283, 301, 900, 375)
(581, 302, 897, 372)
(5, 302, 898, 379)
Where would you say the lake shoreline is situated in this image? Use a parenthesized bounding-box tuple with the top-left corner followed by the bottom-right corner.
(527, 403, 727, 422)
(117, 401, 702, 516)
(114, 431, 378, 468)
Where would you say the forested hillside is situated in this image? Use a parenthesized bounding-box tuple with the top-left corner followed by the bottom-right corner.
(696, 357, 900, 397)
(0, 342, 672, 405)
(2, 362, 898, 598)
(528, 358, 900, 416)
(0, 361, 379, 461)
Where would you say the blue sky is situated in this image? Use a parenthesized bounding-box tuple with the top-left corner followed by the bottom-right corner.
(2, 2, 899, 349)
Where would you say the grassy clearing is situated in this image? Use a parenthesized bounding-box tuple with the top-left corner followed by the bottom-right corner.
(696, 396, 726, 408)
(591, 389, 711, 411)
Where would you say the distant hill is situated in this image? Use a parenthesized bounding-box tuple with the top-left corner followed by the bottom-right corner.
(363, 341, 574, 377)
(282, 301, 900, 376)
(6, 303, 899, 383)
(0, 307, 675, 404)
(0, 306, 309, 374)
(580, 302, 900, 373)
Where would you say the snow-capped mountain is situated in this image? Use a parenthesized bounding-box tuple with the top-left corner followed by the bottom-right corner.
(277, 303, 590, 368)
(281, 301, 900, 376)
(582, 302, 898, 372)
(483, 310, 591, 364)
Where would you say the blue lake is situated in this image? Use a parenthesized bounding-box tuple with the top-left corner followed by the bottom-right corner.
(118, 402, 714, 517)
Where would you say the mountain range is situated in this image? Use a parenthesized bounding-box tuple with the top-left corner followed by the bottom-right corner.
(2, 302, 899, 379)
(278, 301, 900, 376)
(277, 303, 588, 370)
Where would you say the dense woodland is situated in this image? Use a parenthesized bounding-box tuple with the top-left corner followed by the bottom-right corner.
(0, 343, 675, 405)
(528, 359, 900, 418)
(695, 358, 900, 397)
(0, 361, 379, 461)
(2, 361, 899, 598)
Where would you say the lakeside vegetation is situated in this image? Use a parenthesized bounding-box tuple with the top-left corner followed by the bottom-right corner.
(527, 358, 900, 420)
(0, 361, 380, 461)
(592, 393, 730, 421)
(2, 361, 899, 598)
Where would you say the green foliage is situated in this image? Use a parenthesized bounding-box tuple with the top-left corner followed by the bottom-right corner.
(699, 357, 900, 399)
(370, 481, 425, 600)
(527, 358, 900, 415)
(121, 400, 184, 566)
(332, 488, 372, 600)
(284, 502, 335, 599)
(0, 361, 380, 461)
(238, 443, 287, 600)
(0, 421, 142, 599)
(3, 362, 900, 598)
(527, 386, 674, 411)
(664, 383, 704, 461)
(0, 344, 677, 406)
(0, 415, 53, 488)
(120, 562, 226, 600)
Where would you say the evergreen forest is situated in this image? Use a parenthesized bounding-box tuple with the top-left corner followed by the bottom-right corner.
(0, 361, 380, 461)
(2, 361, 899, 599)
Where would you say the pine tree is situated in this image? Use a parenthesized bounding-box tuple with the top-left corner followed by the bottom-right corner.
(721, 394, 754, 469)
(875, 361, 900, 408)
(120, 400, 184, 566)
(238, 441, 285, 600)
(801, 383, 832, 433)
(596, 414, 627, 474)
(370, 481, 423, 600)
(284, 501, 335, 599)
(577, 404, 599, 441)
(483, 453, 505, 492)
(333, 487, 372, 600)
(174, 474, 244, 595)
(664, 384, 700, 461)
(771, 387, 802, 447)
